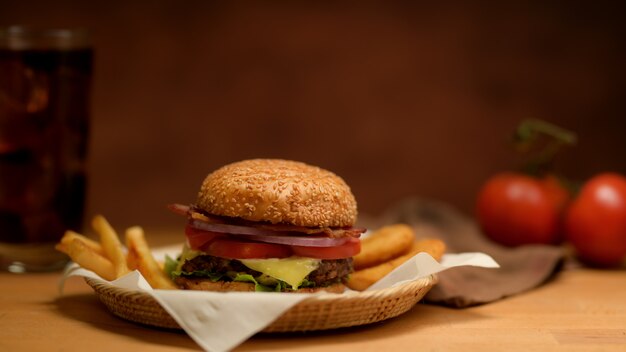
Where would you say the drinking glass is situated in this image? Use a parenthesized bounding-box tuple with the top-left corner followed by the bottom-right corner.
(0, 26, 93, 272)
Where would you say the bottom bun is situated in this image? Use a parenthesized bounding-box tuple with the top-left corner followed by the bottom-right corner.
(175, 277, 346, 293)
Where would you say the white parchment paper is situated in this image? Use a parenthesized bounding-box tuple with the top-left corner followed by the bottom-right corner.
(61, 246, 498, 352)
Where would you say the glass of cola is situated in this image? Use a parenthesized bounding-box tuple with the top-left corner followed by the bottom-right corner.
(0, 26, 93, 272)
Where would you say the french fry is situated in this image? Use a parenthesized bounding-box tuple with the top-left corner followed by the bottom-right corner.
(56, 230, 104, 256)
(353, 224, 415, 270)
(92, 215, 130, 278)
(125, 226, 177, 290)
(347, 238, 446, 291)
(65, 238, 116, 281)
(126, 247, 139, 271)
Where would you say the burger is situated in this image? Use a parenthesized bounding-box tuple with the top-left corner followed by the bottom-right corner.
(166, 159, 365, 293)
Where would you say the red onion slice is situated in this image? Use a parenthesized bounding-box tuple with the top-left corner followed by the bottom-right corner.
(233, 233, 350, 247)
(189, 219, 281, 237)
(188, 219, 350, 247)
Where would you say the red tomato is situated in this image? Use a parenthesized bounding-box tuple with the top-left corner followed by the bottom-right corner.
(540, 174, 570, 212)
(204, 238, 293, 259)
(185, 225, 221, 250)
(476, 173, 568, 246)
(564, 173, 626, 267)
(291, 238, 361, 259)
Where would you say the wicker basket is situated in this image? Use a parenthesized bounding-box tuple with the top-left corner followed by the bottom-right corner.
(85, 275, 437, 332)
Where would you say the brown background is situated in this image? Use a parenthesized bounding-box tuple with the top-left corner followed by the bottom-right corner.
(2, 1, 625, 233)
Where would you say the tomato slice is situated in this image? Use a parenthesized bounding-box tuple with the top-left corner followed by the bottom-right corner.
(291, 237, 361, 259)
(185, 225, 222, 250)
(186, 225, 361, 260)
(204, 238, 293, 259)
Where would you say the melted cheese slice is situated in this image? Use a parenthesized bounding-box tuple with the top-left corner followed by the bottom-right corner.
(240, 257, 321, 289)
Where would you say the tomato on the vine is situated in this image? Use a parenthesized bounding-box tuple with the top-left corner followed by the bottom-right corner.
(564, 173, 626, 267)
(476, 172, 569, 247)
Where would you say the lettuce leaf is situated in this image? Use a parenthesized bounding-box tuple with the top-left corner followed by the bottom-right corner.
(299, 279, 316, 288)
(164, 255, 179, 278)
(177, 270, 224, 282)
(233, 273, 275, 292)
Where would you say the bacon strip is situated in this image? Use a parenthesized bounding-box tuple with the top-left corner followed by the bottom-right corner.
(167, 203, 366, 238)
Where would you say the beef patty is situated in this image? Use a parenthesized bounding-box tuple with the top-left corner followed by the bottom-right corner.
(180, 255, 353, 286)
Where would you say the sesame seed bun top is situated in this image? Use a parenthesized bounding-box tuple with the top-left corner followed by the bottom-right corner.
(196, 159, 358, 227)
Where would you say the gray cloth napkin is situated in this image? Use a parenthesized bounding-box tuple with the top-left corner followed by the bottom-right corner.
(367, 198, 565, 308)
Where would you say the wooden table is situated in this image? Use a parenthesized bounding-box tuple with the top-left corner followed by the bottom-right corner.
(1, 238, 625, 351)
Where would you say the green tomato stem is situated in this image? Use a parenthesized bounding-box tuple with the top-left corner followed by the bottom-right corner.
(514, 119, 577, 176)
(516, 118, 577, 145)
